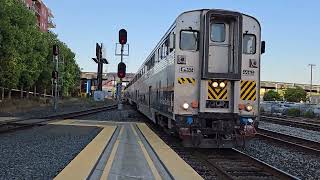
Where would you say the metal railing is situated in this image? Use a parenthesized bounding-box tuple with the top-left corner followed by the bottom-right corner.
(0, 86, 52, 101)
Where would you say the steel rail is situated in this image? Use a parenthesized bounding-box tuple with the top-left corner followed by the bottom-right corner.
(256, 128, 320, 154)
(261, 115, 320, 131)
(0, 104, 118, 134)
(195, 148, 298, 180)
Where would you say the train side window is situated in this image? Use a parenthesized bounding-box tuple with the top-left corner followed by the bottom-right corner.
(157, 48, 161, 62)
(180, 30, 199, 51)
(211, 23, 225, 42)
(243, 34, 256, 54)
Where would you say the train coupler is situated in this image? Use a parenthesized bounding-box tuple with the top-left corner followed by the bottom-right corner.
(239, 117, 257, 137)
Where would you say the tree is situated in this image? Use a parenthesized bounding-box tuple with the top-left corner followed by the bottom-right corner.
(263, 90, 282, 101)
(284, 86, 307, 102)
(0, 0, 80, 97)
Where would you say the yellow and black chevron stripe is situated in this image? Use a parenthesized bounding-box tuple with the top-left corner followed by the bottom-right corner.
(240, 80, 257, 101)
(178, 77, 195, 85)
(207, 80, 228, 100)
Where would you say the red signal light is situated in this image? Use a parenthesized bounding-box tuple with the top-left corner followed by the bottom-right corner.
(119, 29, 127, 45)
(117, 62, 126, 78)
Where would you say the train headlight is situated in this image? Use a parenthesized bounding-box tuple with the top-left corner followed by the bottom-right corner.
(246, 104, 253, 112)
(219, 82, 226, 88)
(182, 102, 189, 110)
(212, 82, 219, 88)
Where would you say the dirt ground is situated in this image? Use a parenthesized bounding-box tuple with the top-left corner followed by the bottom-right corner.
(0, 97, 116, 118)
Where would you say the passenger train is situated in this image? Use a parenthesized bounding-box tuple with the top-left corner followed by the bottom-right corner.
(125, 9, 265, 148)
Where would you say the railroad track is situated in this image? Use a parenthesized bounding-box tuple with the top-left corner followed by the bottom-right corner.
(145, 122, 297, 179)
(145, 123, 219, 179)
(256, 128, 320, 154)
(261, 115, 320, 131)
(0, 104, 118, 134)
(196, 148, 297, 180)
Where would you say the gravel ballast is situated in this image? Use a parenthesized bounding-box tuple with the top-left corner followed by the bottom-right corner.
(77, 105, 144, 122)
(239, 138, 320, 179)
(0, 125, 101, 179)
(259, 121, 320, 143)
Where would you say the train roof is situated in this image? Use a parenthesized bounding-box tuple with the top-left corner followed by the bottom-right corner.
(133, 9, 260, 78)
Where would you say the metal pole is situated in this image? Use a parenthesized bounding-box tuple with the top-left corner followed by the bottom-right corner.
(308, 64, 316, 103)
(54, 55, 59, 110)
(118, 44, 124, 110)
(97, 63, 102, 91)
(113, 76, 116, 98)
(1, 87, 4, 100)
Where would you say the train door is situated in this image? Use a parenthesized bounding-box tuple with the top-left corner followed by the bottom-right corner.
(148, 86, 152, 108)
(200, 10, 242, 113)
(208, 21, 231, 74)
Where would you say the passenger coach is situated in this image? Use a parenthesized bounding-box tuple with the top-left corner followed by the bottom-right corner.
(125, 9, 265, 148)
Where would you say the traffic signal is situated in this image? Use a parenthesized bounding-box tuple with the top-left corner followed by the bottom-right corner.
(53, 45, 59, 56)
(117, 62, 126, 78)
(52, 70, 58, 79)
(119, 29, 127, 45)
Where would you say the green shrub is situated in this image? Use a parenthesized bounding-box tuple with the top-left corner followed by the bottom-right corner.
(263, 90, 282, 101)
(303, 110, 315, 118)
(287, 108, 300, 117)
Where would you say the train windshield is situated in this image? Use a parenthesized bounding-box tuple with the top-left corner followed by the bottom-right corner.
(180, 30, 199, 51)
(243, 34, 256, 54)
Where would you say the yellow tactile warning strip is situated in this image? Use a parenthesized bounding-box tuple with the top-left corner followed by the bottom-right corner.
(208, 80, 228, 100)
(54, 125, 116, 180)
(131, 124, 162, 180)
(99, 127, 123, 180)
(49, 119, 76, 125)
(240, 80, 257, 101)
(136, 123, 203, 180)
(178, 77, 196, 85)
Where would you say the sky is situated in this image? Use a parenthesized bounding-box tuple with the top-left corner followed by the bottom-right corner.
(44, 0, 320, 84)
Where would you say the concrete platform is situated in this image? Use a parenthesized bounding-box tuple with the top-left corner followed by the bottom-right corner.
(52, 120, 203, 180)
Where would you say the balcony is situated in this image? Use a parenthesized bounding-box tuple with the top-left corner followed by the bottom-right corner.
(48, 8, 54, 18)
(48, 18, 56, 28)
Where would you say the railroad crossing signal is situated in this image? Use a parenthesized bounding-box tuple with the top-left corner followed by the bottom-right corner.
(119, 29, 127, 45)
(117, 62, 126, 78)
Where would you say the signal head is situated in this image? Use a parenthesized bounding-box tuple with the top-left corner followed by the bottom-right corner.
(117, 62, 126, 78)
(53, 45, 59, 56)
(119, 29, 127, 45)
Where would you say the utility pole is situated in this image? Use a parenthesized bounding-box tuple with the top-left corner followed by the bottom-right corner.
(308, 64, 316, 103)
(52, 45, 59, 111)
